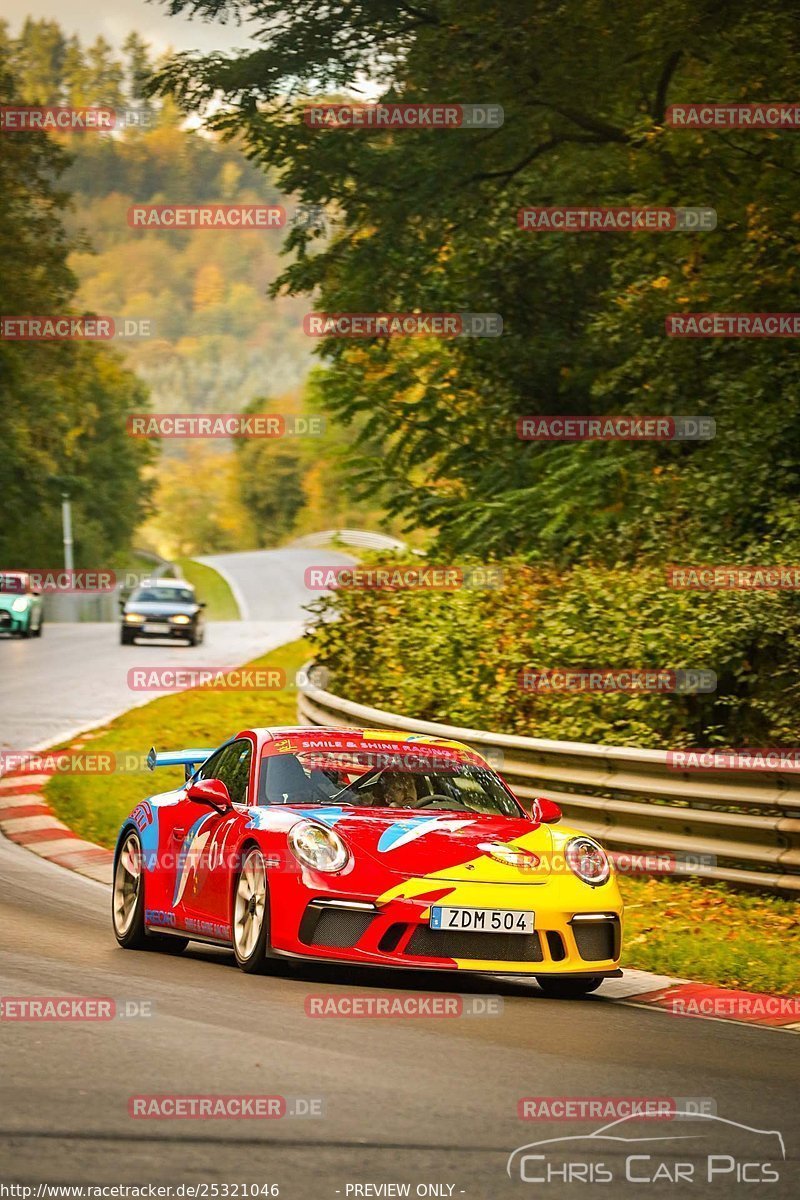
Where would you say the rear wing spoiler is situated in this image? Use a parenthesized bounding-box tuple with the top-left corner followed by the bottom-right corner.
(146, 746, 214, 780)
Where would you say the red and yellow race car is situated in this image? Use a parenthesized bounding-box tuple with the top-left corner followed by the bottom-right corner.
(112, 727, 623, 997)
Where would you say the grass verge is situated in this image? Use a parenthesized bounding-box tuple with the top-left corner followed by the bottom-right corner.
(175, 557, 240, 620)
(46, 638, 308, 848)
(45, 647, 798, 994)
(621, 876, 799, 995)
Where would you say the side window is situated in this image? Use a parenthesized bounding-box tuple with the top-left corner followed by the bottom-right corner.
(194, 744, 227, 782)
(194, 748, 227, 782)
(194, 740, 253, 806)
(215, 740, 253, 806)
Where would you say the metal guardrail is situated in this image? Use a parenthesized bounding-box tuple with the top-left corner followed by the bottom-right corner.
(288, 529, 407, 552)
(297, 667, 800, 893)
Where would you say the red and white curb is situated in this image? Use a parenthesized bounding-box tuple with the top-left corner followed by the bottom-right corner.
(612, 978, 800, 1031)
(1, 760, 798, 1032)
(0, 752, 113, 885)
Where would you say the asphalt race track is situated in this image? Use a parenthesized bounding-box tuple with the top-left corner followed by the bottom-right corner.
(1, 832, 798, 1197)
(1, 550, 798, 1197)
(197, 549, 354, 622)
(0, 549, 352, 750)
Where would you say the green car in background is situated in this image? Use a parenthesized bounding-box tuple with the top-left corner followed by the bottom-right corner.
(0, 572, 44, 638)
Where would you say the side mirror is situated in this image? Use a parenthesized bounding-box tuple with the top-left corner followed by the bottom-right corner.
(199, 601, 206, 608)
(118, 599, 125, 611)
(532, 797, 562, 824)
(187, 777, 232, 813)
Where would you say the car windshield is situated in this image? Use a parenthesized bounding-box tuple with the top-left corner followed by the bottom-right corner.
(258, 748, 523, 817)
(130, 587, 195, 604)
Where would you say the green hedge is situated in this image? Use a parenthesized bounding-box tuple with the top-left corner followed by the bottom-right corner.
(306, 559, 800, 748)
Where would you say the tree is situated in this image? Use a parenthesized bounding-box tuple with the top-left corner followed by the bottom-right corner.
(63, 36, 89, 107)
(122, 32, 153, 102)
(152, 0, 800, 565)
(236, 397, 306, 545)
(0, 57, 155, 566)
(12, 18, 65, 103)
(141, 444, 252, 557)
(84, 36, 124, 109)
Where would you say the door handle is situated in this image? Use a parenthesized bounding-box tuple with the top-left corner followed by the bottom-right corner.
(172, 827, 186, 840)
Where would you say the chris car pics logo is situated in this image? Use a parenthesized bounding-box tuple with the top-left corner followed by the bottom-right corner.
(507, 1112, 785, 1186)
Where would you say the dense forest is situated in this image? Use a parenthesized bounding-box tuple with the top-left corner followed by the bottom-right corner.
(3, 2, 800, 744)
(0, 18, 385, 559)
(153, 0, 800, 568)
(149, 0, 800, 745)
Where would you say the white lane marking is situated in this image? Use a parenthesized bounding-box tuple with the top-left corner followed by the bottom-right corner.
(0, 775, 52, 791)
(27, 839, 98, 857)
(0, 815, 69, 833)
(0, 796, 49, 810)
(600, 969, 689, 998)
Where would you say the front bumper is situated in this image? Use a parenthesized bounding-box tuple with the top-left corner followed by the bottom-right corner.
(123, 623, 196, 640)
(273, 880, 623, 975)
(0, 610, 28, 634)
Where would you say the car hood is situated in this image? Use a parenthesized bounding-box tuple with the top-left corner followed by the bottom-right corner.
(0, 594, 28, 612)
(292, 806, 554, 881)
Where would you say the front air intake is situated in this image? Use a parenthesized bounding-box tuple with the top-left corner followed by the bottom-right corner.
(571, 916, 620, 961)
(300, 904, 376, 948)
(406, 927, 544, 962)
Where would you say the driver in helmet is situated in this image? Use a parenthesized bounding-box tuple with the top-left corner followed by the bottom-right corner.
(380, 771, 418, 808)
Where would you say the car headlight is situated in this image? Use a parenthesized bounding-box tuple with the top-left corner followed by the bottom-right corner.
(565, 836, 610, 886)
(170, 614, 191, 624)
(11, 597, 29, 613)
(124, 613, 145, 624)
(288, 820, 349, 872)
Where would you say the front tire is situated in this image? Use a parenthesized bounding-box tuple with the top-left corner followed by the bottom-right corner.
(233, 846, 271, 973)
(120, 627, 135, 645)
(112, 829, 188, 954)
(535, 975, 603, 998)
(33, 617, 43, 637)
